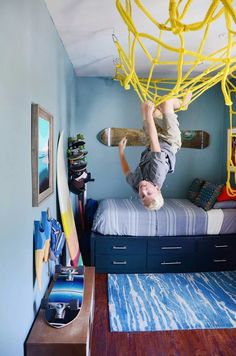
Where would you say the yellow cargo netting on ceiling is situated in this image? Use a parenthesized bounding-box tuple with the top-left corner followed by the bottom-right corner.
(113, 0, 236, 195)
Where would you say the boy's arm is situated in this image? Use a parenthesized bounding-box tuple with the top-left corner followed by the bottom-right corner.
(119, 137, 130, 176)
(144, 102, 161, 153)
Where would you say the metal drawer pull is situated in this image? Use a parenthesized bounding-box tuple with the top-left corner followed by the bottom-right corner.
(112, 261, 127, 265)
(214, 244, 228, 248)
(112, 246, 127, 250)
(161, 246, 182, 250)
(213, 259, 227, 263)
(161, 261, 182, 265)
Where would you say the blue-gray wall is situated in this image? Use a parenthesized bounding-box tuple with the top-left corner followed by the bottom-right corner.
(75, 78, 226, 200)
(0, 1, 76, 355)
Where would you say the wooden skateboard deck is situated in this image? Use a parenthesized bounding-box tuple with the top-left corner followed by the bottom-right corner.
(98, 128, 209, 149)
(42, 266, 84, 328)
(57, 131, 82, 267)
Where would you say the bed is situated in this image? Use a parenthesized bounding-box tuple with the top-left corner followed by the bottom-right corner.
(91, 198, 236, 273)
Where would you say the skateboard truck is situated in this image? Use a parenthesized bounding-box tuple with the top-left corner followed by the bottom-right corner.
(54, 303, 66, 319)
(66, 268, 74, 281)
(55, 264, 84, 275)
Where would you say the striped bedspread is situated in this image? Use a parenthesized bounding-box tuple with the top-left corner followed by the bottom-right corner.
(92, 198, 208, 237)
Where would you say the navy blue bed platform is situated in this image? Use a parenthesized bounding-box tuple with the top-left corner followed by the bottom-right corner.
(91, 198, 236, 273)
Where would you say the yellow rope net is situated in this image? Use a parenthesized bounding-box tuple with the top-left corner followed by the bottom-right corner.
(113, 0, 236, 194)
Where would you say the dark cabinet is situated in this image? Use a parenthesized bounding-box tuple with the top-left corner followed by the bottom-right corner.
(91, 233, 236, 273)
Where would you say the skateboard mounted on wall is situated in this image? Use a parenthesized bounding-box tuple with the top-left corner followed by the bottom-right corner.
(97, 128, 210, 149)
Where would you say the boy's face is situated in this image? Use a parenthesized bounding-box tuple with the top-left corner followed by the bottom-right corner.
(138, 180, 159, 206)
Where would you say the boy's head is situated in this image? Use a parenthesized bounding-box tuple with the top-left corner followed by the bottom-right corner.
(138, 180, 164, 211)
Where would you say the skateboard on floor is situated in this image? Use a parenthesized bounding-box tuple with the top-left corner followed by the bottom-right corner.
(97, 127, 210, 149)
(41, 265, 84, 328)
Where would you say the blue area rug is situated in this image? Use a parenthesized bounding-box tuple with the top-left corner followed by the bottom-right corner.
(108, 272, 236, 332)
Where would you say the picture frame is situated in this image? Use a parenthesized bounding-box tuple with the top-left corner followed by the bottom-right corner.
(31, 104, 54, 207)
(227, 127, 236, 172)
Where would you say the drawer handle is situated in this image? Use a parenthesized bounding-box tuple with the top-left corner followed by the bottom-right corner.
(112, 261, 127, 265)
(214, 244, 228, 248)
(112, 246, 127, 250)
(161, 246, 182, 250)
(161, 261, 182, 265)
(213, 259, 227, 263)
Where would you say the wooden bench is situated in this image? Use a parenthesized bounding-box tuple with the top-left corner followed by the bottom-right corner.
(26, 267, 95, 356)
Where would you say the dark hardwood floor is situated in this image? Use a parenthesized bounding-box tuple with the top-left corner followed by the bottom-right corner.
(91, 274, 236, 356)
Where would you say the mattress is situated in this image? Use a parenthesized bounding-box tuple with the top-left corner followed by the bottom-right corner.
(92, 198, 236, 237)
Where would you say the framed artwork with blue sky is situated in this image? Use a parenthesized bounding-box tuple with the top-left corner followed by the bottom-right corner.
(31, 104, 54, 206)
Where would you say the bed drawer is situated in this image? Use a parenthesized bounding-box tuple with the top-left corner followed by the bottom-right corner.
(197, 256, 236, 272)
(95, 254, 146, 273)
(148, 238, 195, 255)
(197, 237, 236, 257)
(95, 237, 146, 255)
(147, 253, 196, 273)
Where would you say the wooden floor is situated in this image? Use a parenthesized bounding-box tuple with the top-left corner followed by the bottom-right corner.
(91, 274, 236, 356)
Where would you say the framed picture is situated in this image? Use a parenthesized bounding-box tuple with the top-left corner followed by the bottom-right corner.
(227, 128, 236, 172)
(31, 104, 54, 206)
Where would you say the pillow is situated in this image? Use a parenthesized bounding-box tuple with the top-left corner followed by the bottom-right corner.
(187, 178, 205, 203)
(217, 185, 236, 201)
(213, 200, 236, 209)
(195, 181, 224, 211)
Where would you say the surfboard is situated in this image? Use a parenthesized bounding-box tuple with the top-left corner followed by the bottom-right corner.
(57, 131, 82, 267)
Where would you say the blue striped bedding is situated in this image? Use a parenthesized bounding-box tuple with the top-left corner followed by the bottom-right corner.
(92, 198, 236, 236)
(92, 198, 209, 236)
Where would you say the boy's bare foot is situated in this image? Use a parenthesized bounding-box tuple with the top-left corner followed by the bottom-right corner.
(158, 92, 192, 114)
(153, 108, 163, 120)
(180, 92, 192, 109)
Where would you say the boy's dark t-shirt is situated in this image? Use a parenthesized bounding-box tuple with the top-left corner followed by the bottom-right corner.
(126, 140, 176, 192)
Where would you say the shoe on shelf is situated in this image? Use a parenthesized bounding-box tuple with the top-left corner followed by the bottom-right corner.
(69, 163, 87, 174)
(69, 170, 88, 181)
(69, 178, 85, 195)
(68, 140, 85, 149)
(70, 160, 87, 169)
(68, 132, 85, 151)
(68, 134, 85, 148)
(68, 150, 88, 160)
(69, 156, 87, 165)
(68, 133, 84, 143)
(67, 147, 87, 156)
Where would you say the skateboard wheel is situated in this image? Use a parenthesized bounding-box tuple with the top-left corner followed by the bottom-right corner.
(78, 265, 84, 275)
(69, 299, 80, 310)
(55, 264, 62, 274)
(41, 297, 49, 309)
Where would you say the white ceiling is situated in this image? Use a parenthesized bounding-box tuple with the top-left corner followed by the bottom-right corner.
(45, 0, 236, 78)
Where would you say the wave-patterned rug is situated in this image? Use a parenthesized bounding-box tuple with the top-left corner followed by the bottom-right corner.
(108, 272, 236, 332)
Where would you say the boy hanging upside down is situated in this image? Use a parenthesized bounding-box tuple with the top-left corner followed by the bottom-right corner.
(118, 93, 192, 211)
